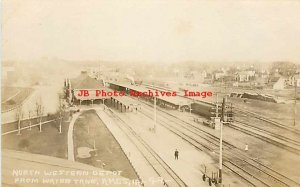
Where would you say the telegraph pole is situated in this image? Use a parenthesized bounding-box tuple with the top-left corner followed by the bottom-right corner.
(154, 96, 157, 132)
(152, 82, 157, 133)
(294, 79, 297, 126)
(219, 96, 226, 184)
(216, 94, 219, 118)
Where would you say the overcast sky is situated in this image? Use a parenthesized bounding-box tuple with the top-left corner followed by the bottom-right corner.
(2, 0, 300, 63)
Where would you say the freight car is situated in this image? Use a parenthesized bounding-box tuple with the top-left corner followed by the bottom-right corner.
(191, 101, 233, 122)
(191, 101, 218, 119)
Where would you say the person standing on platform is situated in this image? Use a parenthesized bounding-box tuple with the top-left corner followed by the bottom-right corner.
(174, 149, 179, 160)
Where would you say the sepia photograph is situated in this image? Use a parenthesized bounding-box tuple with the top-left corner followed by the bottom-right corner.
(1, 0, 300, 186)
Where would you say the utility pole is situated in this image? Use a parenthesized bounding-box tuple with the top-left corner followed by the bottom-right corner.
(154, 96, 157, 132)
(216, 94, 219, 118)
(219, 96, 226, 184)
(152, 83, 157, 133)
(294, 79, 297, 126)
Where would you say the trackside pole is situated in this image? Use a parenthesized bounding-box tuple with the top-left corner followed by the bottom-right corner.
(219, 120, 223, 183)
(219, 96, 226, 183)
(154, 96, 157, 132)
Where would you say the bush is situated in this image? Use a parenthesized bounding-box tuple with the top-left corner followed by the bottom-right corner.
(18, 139, 30, 150)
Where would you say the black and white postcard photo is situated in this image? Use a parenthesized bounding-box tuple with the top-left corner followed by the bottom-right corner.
(1, 0, 300, 186)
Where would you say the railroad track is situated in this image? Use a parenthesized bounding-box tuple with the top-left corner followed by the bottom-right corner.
(105, 109, 187, 187)
(138, 101, 300, 187)
(179, 89, 300, 146)
(231, 107, 300, 155)
(233, 108, 300, 136)
(144, 83, 300, 137)
(179, 95, 300, 154)
(228, 121, 300, 155)
(234, 120, 300, 146)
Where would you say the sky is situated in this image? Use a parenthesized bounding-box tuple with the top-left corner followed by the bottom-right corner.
(2, 0, 300, 63)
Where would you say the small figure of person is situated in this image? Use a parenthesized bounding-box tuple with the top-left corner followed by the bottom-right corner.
(174, 149, 179, 160)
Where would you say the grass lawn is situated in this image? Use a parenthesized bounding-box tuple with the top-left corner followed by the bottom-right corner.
(2, 119, 69, 159)
(73, 110, 139, 180)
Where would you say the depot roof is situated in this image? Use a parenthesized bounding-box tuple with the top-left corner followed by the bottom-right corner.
(70, 72, 105, 90)
(108, 82, 192, 106)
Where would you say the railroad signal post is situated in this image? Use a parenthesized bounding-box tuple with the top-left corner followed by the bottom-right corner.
(153, 96, 157, 132)
(218, 96, 227, 184)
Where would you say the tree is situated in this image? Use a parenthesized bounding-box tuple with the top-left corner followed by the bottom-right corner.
(271, 61, 297, 77)
(28, 110, 32, 130)
(35, 98, 44, 132)
(16, 104, 24, 135)
(57, 95, 65, 133)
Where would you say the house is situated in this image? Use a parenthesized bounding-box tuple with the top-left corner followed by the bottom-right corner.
(203, 74, 213, 84)
(235, 70, 255, 82)
(184, 72, 195, 79)
(273, 77, 285, 90)
(213, 70, 227, 80)
(257, 70, 269, 79)
(201, 70, 207, 78)
(288, 74, 300, 87)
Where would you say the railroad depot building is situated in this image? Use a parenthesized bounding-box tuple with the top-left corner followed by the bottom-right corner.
(64, 71, 140, 112)
(64, 71, 110, 106)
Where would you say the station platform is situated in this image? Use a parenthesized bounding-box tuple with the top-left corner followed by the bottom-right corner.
(110, 95, 140, 112)
(102, 107, 215, 187)
(95, 109, 162, 187)
(119, 104, 249, 187)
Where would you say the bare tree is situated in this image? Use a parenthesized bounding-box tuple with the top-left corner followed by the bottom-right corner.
(35, 98, 44, 132)
(16, 104, 24, 135)
(28, 110, 32, 130)
(57, 95, 64, 133)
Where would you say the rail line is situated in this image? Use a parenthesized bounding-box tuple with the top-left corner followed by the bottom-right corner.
(137, 100, 300, 187)
(180, 94, 300, 155)
(144, 83, 300, 137)
(234, 120, 300, 145)
(233, 108, 300, 136)
(228, 121, 300, 155)
(105, 109, 187, 187)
